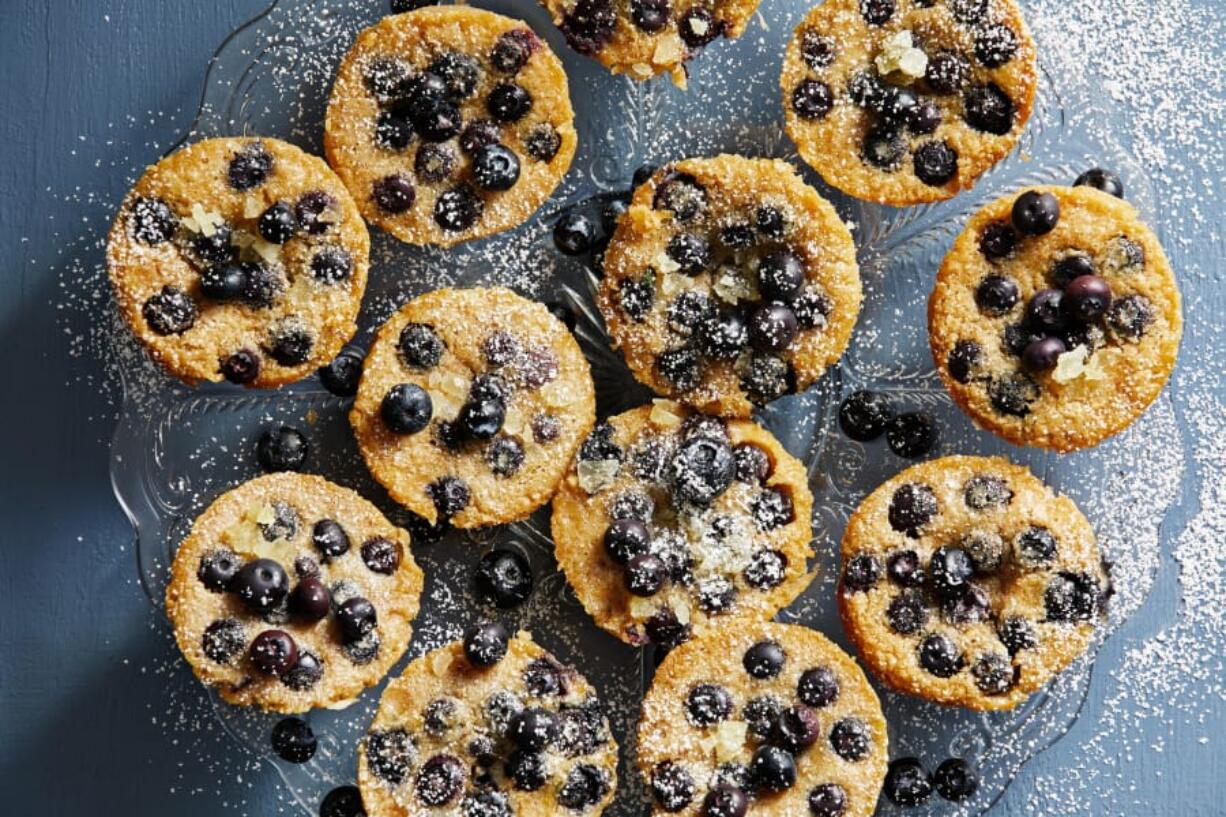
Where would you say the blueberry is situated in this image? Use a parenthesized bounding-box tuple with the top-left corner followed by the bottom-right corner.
(862, 125, 906, 170)
(558, 765, 610, 810)
(190, 223, 234, 265)
(697, 311, 749, 360)
(949, 0, 988, 21)
(792, 80, 834, 119)
(914, 140, 959, 186)
(801, 30, 837, 69)
(1050, 252, 1095, 288)
(989, 372, 1040, 416)
(755, 204, 786, 237)
(522, 657, 565, 696)
(553, 212, 596, 255)
(488, 82, 532, 122)
(604, 518, 651, 564)
(228, 142, 273, 190)
(929, 546, 975, 600)
(559, 0, 618, 56)
(657, 347, 700, 389)
(653, 172, 707, 221)
(317, 348, 363, 397)
(792, 667, 838, 709)
(1074, 167, 1124, 198)
(310, 246, 353, 284)
(884, 757, 933, 806)
(221, 349, 261, 384)
(490, 28, 536, 73)
(807, 783, 848, 816)
(625, 553, 667, 596)
(733, 443, 771, 483)
(414, 143, 456, 183)
(459, 396, 505, 440)
(667, 290, 713, 336)
(751, 745, 797, 792)
(255, 425, 308, 473)
(886, 412, 937, 458)
(744, 549, 788, 590)
(1064, 274, 1112, 322)
(933, 757, 979, 802)
(963, 83, 1014, 135)
(295, 190, 337, 235)
(1012, 190, 1060, 235)
(979, 221, 1017, 259)
(697, 577, 738, 613)
(671, 435, 736, 506)
(679, 7, 719, 47)
(1107, 294, 1156, 340)
(320, 785, 365, 817)
(918, 633, 964, 677)
(130, 196, 178, 244)
(908, 99, 942, 134)
(524, 124, 562, 162)
(651, 761, 695, 811)
(748, 303, 799, 353)
(232, 558, 289, 613)
(142, 286, 197, 335)
(630, 0, 670, 32)
(366, 728, 413, 785)
(471, 548, 532, 608)
(843, 553, 882, 592)
(283, 650, 323, 691)
(1045, 571, 1102, 622)
(197, 548, 241, 593)
(390, 0, 436, 10)
(774, 704, 820, 754)
(971, 652, 1015, 694)
(311, 519, 350, 561)
(975, 274, 1020, 316)
(336, 597, 377, 642)
(702, 785, 748, 817)
(271, 717, 317, 763)
(944, 583, 991, 624)
(879, 85, 919, 125)
(633, 164, 659, 187)
(289, 576, 331, 622)
(742, 695, 784, 739)
(429, 51, 480, 99)
(509, 707, 558, 752)
(947, 339, 982, 384)
(886, 590, 929, 634)
(199, 263, 246, 302)
(975, 23, 1019, 67)
(464, 620, 510, 666)
(505, 749, 548, 791)
(686, 683, 733, 726)
(836, 390, 891, 441)
(889, 482, 938, 536)
(380, 383, 432, 434)
(743, 639, 786, 679)
(240, 262, 284, 308)
(250, 629, 298, 675)
(886, 549, 925, 587)
(361, 536, 400, 574)
(372, 174, 416, 213)
(267, 325, 314, 367)
(751, 489, 794, 531)
(416, 754, 464, 807)
(758, 251, 806, 301)
(434, 185, 483, 232)
(667, 232, 711, 275)
(926, 51, 969, 94)
(472, 144, 521, 191)
(600, 197, 629, 237)
(259, 202, 297, 244)
(859, 0, 895, 24)
(202, 618, 247, 664)
(410, 97, 462, 143)
(579, 423, 623, 463)
(961, 530, 1005, 573)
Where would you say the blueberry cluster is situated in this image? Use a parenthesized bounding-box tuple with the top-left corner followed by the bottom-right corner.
(959, 178, 1155, 418)
(883, 755, 979, 807)
(362, 28, 561, 234)
(132, 142, 353, 383)
(557, 0, 728, 58)
(196, 504, 402, 686)
(837, 389, 938, 459)
(650, 640, 872, 817)
(364, 623, 613, 813)
(842, 473, 1109, 693)
(790, 0, 1025, 186)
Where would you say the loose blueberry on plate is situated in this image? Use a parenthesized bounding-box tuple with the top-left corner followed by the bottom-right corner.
(554, 212, 596, 255)
(933, 757, 979, 801)
(838, 390, 892, 441)
(256, 425, 309, 473)
(475, 548, 534, 608)
(885, 412, 937, 458)
(320, 785, 365, 817)
(1073, 167, 1124, 198)
(884, 757, 933, 807)
(271, 717, 317, 763)
(319, 347, 364, 396)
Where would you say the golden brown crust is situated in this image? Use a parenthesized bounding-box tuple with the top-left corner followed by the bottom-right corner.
(352, 287, 596, 528)
(165, 473, 423, 713)
(781, 0, 1037, 205)
(324, 6, 576, 247)
(929, 185, 1182, 451)
(107, 137, 370, 387)
(358, 632, 619, 817)
(838, 456, 1107, 711)
(598, 155, 861, 418)
(551, 403, 816, 647)
(638, 621, 888, 816)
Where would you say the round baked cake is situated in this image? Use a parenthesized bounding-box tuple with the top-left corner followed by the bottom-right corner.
(325, 6, 577, 247)
(551, 402, 815, 649)
(165, 473, 423, 712)
(929, 185, 1182, 451)
(107, 137, 370, 387)
(358, 628, 618, 817)
(538, 0, 760, 85)
(838, 456, 1110, 710)
(638, 622, 888, 817)
(352, 287, 596, 529)
(598, 155, 862, 418)
(780, 0, 1037, 205)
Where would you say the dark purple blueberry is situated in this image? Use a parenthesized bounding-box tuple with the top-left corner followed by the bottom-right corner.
(719, 222, 755, 250)
(653, 172, 707, 221)
(311, 519, 350, 561)
(961, 530, 1005, 573)
(458, 120, 500, 156)
(1021, 336, 1066, 372)
(240, 262, 284, 308)
(271, 717, 317, 763)
(250, 629, 298, 675)
(429, 51, 480, 99)
(703, 785, 747, 817)
(733, 443, 772, 484)
(1050, 252, 1095, 288)
(416, 754, 465, 807)
(758, 251, 806, 301)
(632, 163, 659, 187)
(908, 99, 942, 134)
(651, 761, 695, 812)
(1063, 274, 1112, 322)
(390, 0, 436, 10)
(748, 303, 799, 353)
(411, 98, 462, 143)
(879, 85, 919, 125)
(975, 274, 1020, 316)
(926, 51, 969, 94)
(884, 757, 933, 807)
(611, 491, 654, 523)
(751, 488, 794, 531)
(604, 518, 650, 564)
(947, 339, 982, 383)
(838, 390, 892, 441)
(365, 56, 411, 100)
(989, 372, 1040, 416)
(808, 783, 848, 816)
(142, 286, 197, 335)
(294, 555, 320, 579)
(944, 583, 991, 624)
(859, 0, 895, 24)
(558, 765, 610, 810)
(310, 246, 353, 284)
(336, 597, 377, 642)
(630, 0, 670, 32)
(658, 347, 702, 389)
(1000, 320, 1041, 358)
(979, 221, 1017, 259)
(232, 558, 289, 613)
(472, 144, 521, 191)
(918, 633, 964, 677)
(524, 124, 562, 162)
(792, 80, 834, 119)
(501, 749, 545, 792)
(601, 196, 630, 236)
(1012, 190, 1061, 235)
(228, 142, 273, 190)
(793, 667, 837, 709)
(801, 30, 836, 69)
(509, 707, 559, 752)
(198, 548, 241, 592)
(889, 482, 938, 536)
(949, 0, 988, 21)
(380, 383, 432, 434)
(372, 174, 416, 213)
(744, 549, 788, 590)
(433, 185, 483, 232)
(743, 639, 786, 679)
(553, 212, 596, 255)
(413, 143, 456, 184)
(678, 7, 720, 47)
(361, 537, 400, 575)
(843, 553, 882, 592)
(998, 617, 1037, 655)
(487, 82, 532, 122)
(862, 125, 906, 170)
(267, 324, 313, 367)
(491, 28, 537, 73)
(559, 0, 617, 55)
(423, 697, 458, 735)
(929, 546, 975, 600)
(618, 275, 654, 322)
(1045, 571, 1103, 622)
(1012, 525, 1057, 568)
(914, 140, 959, 186)
(975, 23, 1019, 67)
(464, 620, 509, 666)
(750, 746, 797, 793)
(578, 422, 622, 463)
(523, 657, 565, 697)
(283, 650, 323, 691)
(697, 310, 749, 360)
(963, 83, 1014, 134)
(697, 577, 737, 613)
(885, 411, 937, 458)
(221, 349, 260, 384)
(319, 786, 364, 817)
(625, 553, 667, 596)
(458, 396, 505, 440)
(190, 223, 234, 265)
(255, 425, 308, 473)
(1074, 167, 1124, 198)
(199, 262, 246, 302)
(934, 757, 979, 802)
(486, 435, 525, 476)
(130, 196, 178, 244)
(1107, 294, 1156, 340)
(668, 290, 714, 335)
(742, 695, 784, 739)
(886, 590, 929, 634)
(295, 190, 336, 235)
(202, 618, 247, 664)
(366, 728, 413, 786)
(671, 434, 736, 506)
(773, 704, 820, 754)
(258, 202, 296, 244)
(971, 652, 1015, 694)
(887, 549, 925, 587)
(754, 205, 785, 239)
(666, 232, 711, 276)
(686, 683, 733, 726)
(964, 474, 1013, 510)
(289, 577, 331, 622)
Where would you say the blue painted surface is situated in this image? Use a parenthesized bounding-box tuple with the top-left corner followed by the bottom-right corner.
(0, 2, 1222, 815)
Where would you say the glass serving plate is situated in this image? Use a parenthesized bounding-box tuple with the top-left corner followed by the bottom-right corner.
(108, 1, 1186, 814)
